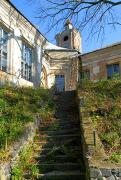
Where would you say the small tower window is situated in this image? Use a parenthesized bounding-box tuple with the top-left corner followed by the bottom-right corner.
(63, 36, 68, 41)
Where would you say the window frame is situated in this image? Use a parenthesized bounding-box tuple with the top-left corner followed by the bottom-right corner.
(80, 69, 90, 80)
(107, 63, 120, 79)
(0, 27, 8, 73)
(21, 42, 33, 82)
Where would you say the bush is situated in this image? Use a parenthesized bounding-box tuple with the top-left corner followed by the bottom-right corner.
(80, 78, 121, 163)
(0, 86, 54, 154)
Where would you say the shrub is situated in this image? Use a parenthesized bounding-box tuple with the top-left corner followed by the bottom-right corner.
(80, 78, 121, 163)
(0, 86, 54, 158)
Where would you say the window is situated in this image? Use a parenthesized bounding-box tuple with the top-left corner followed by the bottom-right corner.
(0, 27, 8, 72)
(107, 63, 120, 79)
(21, 43, 32, 81)
(80, 70, 90, 79)
(63, 36, 69, 41)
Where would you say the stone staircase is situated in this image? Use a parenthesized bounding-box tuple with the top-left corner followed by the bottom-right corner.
(24, 91, 90, 179)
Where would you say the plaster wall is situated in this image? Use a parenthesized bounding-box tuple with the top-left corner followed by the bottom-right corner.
(0, 1, 80, 90)
(82, 44, 121, 80)
(0, 0, 45, 87)
(55, 28, 82, 52)
(48, 57, 78, 91)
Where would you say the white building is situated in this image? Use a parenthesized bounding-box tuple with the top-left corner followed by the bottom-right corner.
(0, 0, 81, 91)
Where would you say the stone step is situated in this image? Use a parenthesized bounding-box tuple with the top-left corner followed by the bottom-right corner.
(55, 107, 78, 112)
(34, 134, 81, 144)
(34, 147, 52, 154)
(37, 128, 81, 135)
(40, 119, 80, 124)
(53, 120, 80, 125)
(42, 117, 78, 122)
(36, 163, 84, 172)
(35, 139, 82, 148)
(57, 105, 77, 108)
(34, 155, 81, 163)
(34, 133, 81, 141)
(35, 154, 68, 159)
(34, 140, 81, 147)
(40, 120, 80, 125)
(39, 122, 80, 130)
(34, 145, 82, 157)
(24, 170, 86, 180)
(55, 91, 76, 96)
(11, 91, 88, 180)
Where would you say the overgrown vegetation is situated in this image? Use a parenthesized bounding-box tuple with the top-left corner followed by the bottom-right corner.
(0, 86, 54, 162)
(79, 78, 121, 164)
(11, 143, 39, 179)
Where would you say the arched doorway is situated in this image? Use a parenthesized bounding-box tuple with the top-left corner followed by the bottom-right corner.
(41, 65, 48, 88)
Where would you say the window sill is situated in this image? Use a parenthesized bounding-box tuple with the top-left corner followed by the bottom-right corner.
(21, 77, 32, 83)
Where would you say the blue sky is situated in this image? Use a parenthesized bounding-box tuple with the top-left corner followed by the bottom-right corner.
(11, 0, 121, 53)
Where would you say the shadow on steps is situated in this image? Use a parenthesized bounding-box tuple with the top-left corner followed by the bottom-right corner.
(24, 90, 90, 180)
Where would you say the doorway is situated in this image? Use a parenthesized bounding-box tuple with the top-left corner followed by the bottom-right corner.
(55, 75, 65, 92)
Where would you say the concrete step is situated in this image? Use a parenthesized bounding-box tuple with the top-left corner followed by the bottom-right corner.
(40, 120, 80, 125)
(37, 128, 81, 135)
(34, 148, 52, 154)
(39, 122, 80, 130)
(35, 139, 82, 148)
(11, 91, 89, 180)
(34, 145, 82, 157)
(35, 133, 81, 139)
(24, 170, 86, 180)
(34, 155, 81, 163)
(54, 91, 77, 99)
(34, 134, 81, 144)
(52, 120, 80, 126)
(36, 162, 84, 172)
(55, 106, 78, 110)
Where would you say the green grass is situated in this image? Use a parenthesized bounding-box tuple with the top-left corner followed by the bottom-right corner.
(79, 78, 121, 164)
(0, 86, 54, 162)
(11, 143, 39, 178)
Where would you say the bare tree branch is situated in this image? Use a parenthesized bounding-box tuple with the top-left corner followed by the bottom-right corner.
(27, 0, 121, 40)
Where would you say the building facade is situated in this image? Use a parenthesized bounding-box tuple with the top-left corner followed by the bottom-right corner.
(0, 0, 80, 91)
(0, 0, 44, 87)
(82, 43, 121, 81)
(0, 0, 121, 92)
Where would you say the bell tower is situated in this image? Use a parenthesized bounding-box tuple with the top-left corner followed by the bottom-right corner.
(55, 20, 82, 52)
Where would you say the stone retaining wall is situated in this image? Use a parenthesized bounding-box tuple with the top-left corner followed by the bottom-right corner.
(79, 95, 121, 180)
(0, 117, 40, 180)
(90, 167, 121, 180)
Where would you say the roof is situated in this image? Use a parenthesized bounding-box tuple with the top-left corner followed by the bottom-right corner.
(44, 49, 79, 59)
(7, 0, 48, 41)
(82, 41, 121, 56)
(44, 40, 80, 59)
